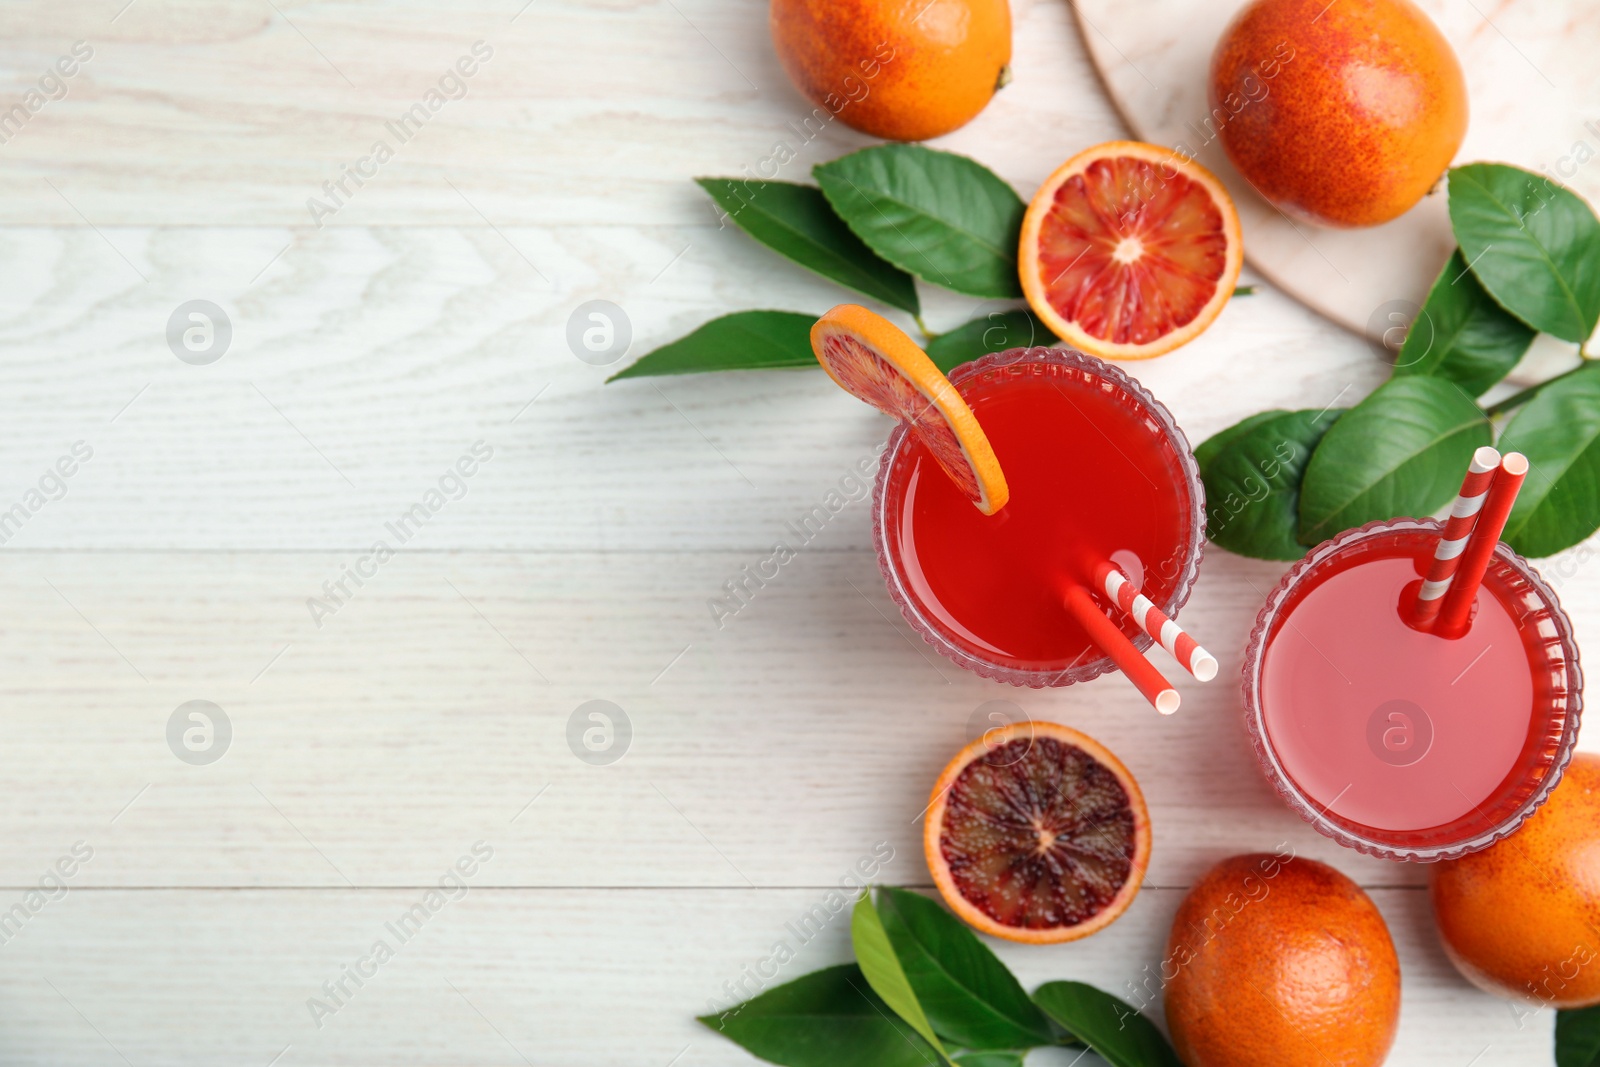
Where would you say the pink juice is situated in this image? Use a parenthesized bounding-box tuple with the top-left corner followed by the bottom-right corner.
(1244, 519, 1581, 861)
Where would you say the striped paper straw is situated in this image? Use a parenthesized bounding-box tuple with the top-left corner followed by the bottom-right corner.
(1064, 584, 1181, 714)
(1433, 451, 1529, 639)
(1413, 445, 1500, 629)
(1098, 563, 1218, 682)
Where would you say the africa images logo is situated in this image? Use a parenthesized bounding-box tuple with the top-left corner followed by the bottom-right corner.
(305, 42, 494, 227)
(306, 442, 493, 628)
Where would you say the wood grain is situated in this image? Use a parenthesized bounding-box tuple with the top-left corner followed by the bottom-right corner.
(0, 226, 1378, 550)
(0, 888, 1553, 1065)
(0, 0, 1116, 227)
(1, 548, 1595, 890)
(0, 0, 1589, 1062)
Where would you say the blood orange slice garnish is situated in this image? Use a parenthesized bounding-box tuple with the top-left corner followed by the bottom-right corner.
(1019, 141, 1243, 360)
(924, 720, 1150, 943)
(811, 304, 1008, 515)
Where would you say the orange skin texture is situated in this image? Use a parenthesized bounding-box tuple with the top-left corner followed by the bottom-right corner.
(1430, 753, 1600, 1008)
(1164, 854, 1400, 1067)
(770, 0, 1011, 142)
(1209, 0, 1467, 227)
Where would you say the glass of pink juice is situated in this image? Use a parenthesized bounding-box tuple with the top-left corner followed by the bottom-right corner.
(1243, 518, 1583, 861)
(871, 347, 1205, 687)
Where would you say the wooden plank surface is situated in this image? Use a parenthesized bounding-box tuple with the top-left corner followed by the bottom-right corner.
(0, 0, 1108, 227)
(0, 889, 1549, 1065)
(19, 546, 1590, 891)
(0, 0, 1590, 1063)
(0, 224, 1376, 550)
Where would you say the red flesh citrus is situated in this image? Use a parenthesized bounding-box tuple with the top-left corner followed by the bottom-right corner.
(1019, 141, 1242, 359)
(924, 720, 1150, 943)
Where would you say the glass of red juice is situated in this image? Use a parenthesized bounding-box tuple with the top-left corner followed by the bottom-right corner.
(871, 347, 1205, 687)
(1242, 517, 1583, 861)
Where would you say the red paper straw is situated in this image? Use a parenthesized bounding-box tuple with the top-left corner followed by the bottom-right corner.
(1097, 563, 1217, 681)
(1413, 445, 1500, 629)
(1433, 452, 1529, 639)
(1064, 584, 1181, 714)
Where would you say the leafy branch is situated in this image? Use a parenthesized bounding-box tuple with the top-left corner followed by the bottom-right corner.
(1198, 162, 1600, 560)
(607, 145, 1040, 382)
(699, 887, 1179, 1067)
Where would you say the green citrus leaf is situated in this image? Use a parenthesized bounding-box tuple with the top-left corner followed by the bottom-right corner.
(698, 178, 920, 314)
(1393, 248, 1535, 396)
(1448, 163, 1600, 342)
(607, 310, 815, 381)
(924, 310, 1048, 373)
(951, 1052, 1026, 1067)
(1199, 409, 1342, 560)
(698, 964, 943, 1067)
(1558, 1004, 1600, 1067)
(1497, 361, 1600, 556)
(1298, 376, 1492, 545)
(1193, 410, 1294, 470)
(815, 145, 1025, 299)
(852, 892, 949, 1060)
(875, 888, 1057, 1050)
(1032, 982, 1182, 1067)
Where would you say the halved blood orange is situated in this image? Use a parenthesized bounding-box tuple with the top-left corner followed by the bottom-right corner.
(924, 720, 1150, 943)
(811, 304, 1008, 514)
(1019, 141, 1243, 359)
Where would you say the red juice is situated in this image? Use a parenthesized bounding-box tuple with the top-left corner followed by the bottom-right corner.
(1244, 519, 1582, 861)
(873, 348, 1203, 685)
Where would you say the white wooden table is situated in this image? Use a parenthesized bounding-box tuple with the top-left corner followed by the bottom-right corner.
(0, 1, 1590, 1063)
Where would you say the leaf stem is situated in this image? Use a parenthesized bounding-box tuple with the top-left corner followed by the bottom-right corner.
(1485, 359, 1592, 417)
(913, 313, 939, 344)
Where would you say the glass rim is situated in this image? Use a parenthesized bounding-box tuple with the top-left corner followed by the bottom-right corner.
(870, 345, 1206, 688)
(1240, 516, 1584, 862)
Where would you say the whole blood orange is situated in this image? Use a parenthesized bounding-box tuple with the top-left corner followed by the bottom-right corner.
(1164, 854, 1400, 1067)
(1210, 0, 1467, 228)
(770, 0, 1011, 142)
(1430, 752, 1600, 1008)
(924, 720, 1150, 943)
(1019, 141, 1242, 359)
